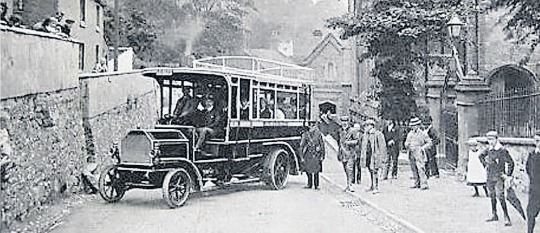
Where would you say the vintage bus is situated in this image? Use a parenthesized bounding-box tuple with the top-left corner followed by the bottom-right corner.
(98, 56, 314, 208)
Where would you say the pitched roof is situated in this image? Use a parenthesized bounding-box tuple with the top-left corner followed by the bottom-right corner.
(301, 33, 344, 66)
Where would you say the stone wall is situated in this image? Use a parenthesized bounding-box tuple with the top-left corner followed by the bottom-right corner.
(79, 72, 160, 166)
(1, 88, 86, 229)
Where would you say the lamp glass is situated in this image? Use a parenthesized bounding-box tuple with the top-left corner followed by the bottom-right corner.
(447, 14, 464, 38)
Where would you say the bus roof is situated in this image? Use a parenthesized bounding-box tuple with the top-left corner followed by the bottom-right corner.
(142, 56, 314, 86)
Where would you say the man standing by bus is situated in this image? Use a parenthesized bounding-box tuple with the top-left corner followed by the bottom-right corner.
(300, 122, 325, 190)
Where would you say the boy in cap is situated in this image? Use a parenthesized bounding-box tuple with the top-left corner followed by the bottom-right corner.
(527, 130, 540, 233)
(404, 117, 431, 190)
(338, 116, 359, 192)
(479, 131, 514, 226)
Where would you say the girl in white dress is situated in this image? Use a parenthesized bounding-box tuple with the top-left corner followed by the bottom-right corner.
(466, 138, 488, 197)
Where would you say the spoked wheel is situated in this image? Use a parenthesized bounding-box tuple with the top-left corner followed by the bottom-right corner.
(162, 169, 192, 208)
(266, 149, 290, 190)
(99, 165, 126, 203)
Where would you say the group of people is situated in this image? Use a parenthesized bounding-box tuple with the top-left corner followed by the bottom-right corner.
(0, 5, 75, 38)
(171, 85, 223, 153)
(466, 130, 540, 232)
(299, 115, 540, 232)
(299, 115, 440, 194)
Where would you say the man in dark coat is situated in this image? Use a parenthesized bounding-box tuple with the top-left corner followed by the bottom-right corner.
(300, 122, 325, 189)
(173, 86, 197, 125)
(423, 117, 440, 178)
(382, 120, 400, 180)
(527, 131, 540, 233)
(194, 94, 223, 152)
(479, 131, 514, 226)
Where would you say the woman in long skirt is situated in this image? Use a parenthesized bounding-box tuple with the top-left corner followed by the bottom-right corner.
(466, 138, 488, 197)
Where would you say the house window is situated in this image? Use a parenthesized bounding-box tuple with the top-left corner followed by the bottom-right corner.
(79, 44, 85, 70)
(96, 5, 101, 31)
(327, 62, 336, 80)
(95, 45, 100, 64)
(80, 0, 86, 26)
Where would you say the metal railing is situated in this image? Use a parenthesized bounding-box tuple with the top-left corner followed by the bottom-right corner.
(477, 87, 540, 137)
(192, 56, 314, 81)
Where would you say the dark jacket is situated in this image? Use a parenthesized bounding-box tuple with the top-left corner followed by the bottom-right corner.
(383, 124, 400, 154)
(300, 126, 325, 173)
(425, 125, 440, 157)
(479, 144, 514, 180)
(526, 150, 540, 193)
(173, 96, 197, 118)
(200, 106, 223, 130)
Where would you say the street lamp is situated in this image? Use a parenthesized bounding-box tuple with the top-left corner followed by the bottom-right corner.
(447, 14, 464, 39)
(437, 13, 465, 170)
(446, 13, 465, 80)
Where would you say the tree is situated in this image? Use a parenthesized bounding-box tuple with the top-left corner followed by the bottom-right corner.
(488, 0, 540, 63)
(327, 0, 465, 122)
(103, 0, 255, 66)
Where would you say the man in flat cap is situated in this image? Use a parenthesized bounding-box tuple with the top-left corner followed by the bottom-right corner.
(527, 130, 540, 233)
(360, 119, 387, 194)
(479, 131, 514, 226)
(404, 117, 431, 190)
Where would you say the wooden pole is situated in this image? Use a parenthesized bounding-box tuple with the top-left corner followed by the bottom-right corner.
(113, 0, 119, 71)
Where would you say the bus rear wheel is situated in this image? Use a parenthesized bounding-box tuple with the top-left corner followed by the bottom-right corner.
(265, 149, 290, 190)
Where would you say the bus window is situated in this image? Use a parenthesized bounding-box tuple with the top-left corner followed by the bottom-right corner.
(240, 79, 250, 120)
(259, 89, 274, 119)
(276, 91, 297, 119)
(231, 86, 238, 119)
(252, 88, 258, 119)
(299, 93, 308, 119)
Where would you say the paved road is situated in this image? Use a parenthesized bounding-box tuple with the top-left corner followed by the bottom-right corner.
(49, 176, 386, 233)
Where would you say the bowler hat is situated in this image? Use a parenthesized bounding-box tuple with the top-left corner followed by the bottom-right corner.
(409, 117, 422, 126)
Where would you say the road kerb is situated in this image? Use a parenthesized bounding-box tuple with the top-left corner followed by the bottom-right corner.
(320, 173, 426, 233)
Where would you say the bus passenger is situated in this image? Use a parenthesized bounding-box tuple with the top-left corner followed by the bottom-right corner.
(194, 94, 223, 152)
(240, 96, 249, 120)
(173, 86, 197, 125)
(260, 98, 273, 118)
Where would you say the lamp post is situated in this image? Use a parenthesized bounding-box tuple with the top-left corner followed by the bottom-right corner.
(438, 13, 464, 169)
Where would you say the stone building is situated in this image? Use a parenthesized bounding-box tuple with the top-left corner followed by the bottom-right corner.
(8, 0, 108, 72)
(247, 0, 367, 117)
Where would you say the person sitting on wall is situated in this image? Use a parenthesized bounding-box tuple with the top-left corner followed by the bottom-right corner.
(33, 17, 60, 34)
(172, 86, 198, 125)
(59, 19, 75, 37)
(92, 58, 108, 73)
(194, 94, 223, 152)
(0, 3, 9, 25)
